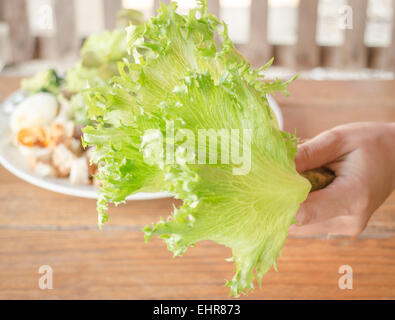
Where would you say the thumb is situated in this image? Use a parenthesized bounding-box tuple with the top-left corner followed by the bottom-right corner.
(294, 177, 352, 226)
(295, 129, 350, 173)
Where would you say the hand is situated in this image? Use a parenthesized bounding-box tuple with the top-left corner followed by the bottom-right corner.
(289, 122, 395, 236)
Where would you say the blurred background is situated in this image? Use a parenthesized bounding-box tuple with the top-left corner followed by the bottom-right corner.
(0, 0, 394, 79)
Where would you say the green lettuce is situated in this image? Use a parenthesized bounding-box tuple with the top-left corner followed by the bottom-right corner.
(21, 69, 61, 95)
(65, 8, 146, 95)
(83, 0, 310, 296)
(65, 29, 128, 94)
(65, 10, 146, 124)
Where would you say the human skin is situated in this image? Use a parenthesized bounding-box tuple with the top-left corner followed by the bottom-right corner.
(289, 122, 395, 236)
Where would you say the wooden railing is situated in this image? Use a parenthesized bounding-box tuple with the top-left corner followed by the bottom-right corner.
(0, 0, 394, 71)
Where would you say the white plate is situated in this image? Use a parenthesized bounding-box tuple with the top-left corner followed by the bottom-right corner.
(0, 91, 283, 199)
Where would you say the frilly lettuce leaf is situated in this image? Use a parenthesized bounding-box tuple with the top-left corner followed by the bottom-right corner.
(83, 0, 310, 297)
(65, 29, 127, 94)
(80, 29, 127, 66)
(65, 28, 132, 125)
(21, 69, 61, 95)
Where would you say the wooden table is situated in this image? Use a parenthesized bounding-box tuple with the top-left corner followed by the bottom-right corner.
(0, 77, 394, 299)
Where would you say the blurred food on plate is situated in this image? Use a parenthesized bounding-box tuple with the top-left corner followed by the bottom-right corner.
(7, 10, 143, 185)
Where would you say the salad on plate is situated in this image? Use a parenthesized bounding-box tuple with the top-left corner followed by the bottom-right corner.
(5, 10, 143, 186)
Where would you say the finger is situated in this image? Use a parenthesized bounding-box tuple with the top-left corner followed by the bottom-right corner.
(295, 177, 352, 225)
(288, 215, 365, 237)
(295, 129, 351, 173)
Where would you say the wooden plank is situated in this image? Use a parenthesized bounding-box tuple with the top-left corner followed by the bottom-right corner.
(153, 0, 170, 13)
(0, 76, 19, 101)
(275, 80, 395, 138)
(391, 0, 395, 71)
(1, 164, 393, 236)
(0, 0, 34, 63)
(321, 46, 343, 68)
(1, 77, 395, 237)
(103, 0, 122, 29)
(244, 0, 271, 67)
(153, 0, 160, 12)
(272, 45, 295, 68)
(0, 22, 12, 66)
(275, 80, 395, 109)
(282, 103, 395, 142)
(207, 0, 220, 16)
(342, 0, 368, 69)
(36, 0, 77, 60)
(295, 0, 319, 69)
(368, 47, 388, 70)
(1, 76, 395, 299)
(366, 1, 395, 71)
(369, 0, 395, 71)
(53, 0, 78, 56)
(0, 229, 394, 299)
(3, 79, 395, 139)
(0, 165, 180, 228)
